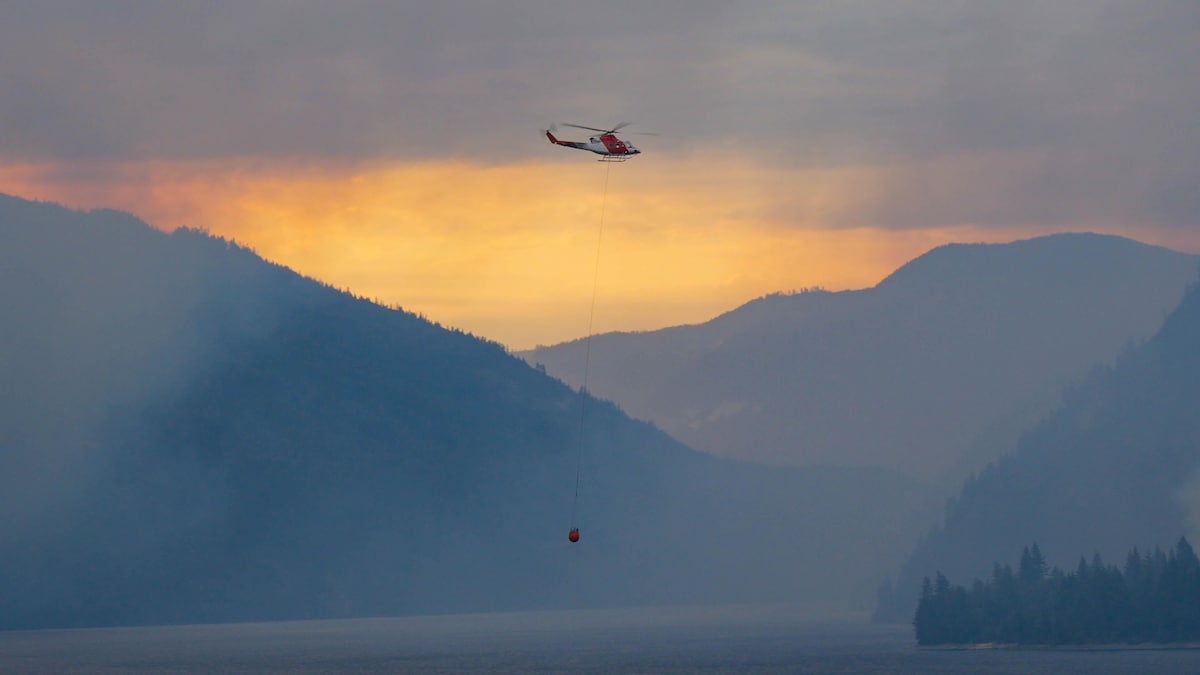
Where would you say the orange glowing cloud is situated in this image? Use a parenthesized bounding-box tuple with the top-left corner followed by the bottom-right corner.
(4, 156, 1198, 349)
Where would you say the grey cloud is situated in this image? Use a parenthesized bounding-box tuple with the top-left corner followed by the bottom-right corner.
(0, 1, 730, 161)
(1, 1, 1198, 228)
(762, 1, 1200, 228)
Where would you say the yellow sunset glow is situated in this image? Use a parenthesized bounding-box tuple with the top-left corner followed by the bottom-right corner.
(4, 157, 1198, 349)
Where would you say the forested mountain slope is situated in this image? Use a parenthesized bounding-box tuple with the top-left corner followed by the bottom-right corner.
(876, 275, 1200, 622)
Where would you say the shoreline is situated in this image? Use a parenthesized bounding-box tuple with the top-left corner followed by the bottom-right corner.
(925, 641, 1200, 652)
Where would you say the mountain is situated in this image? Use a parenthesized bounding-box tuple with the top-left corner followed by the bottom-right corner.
(0, 193, 929, 629)
(521, 234, 1199, 483)
(875, 274, 1200, 622)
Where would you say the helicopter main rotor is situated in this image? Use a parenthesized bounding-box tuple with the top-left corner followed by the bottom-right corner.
(561, 122, 633, 135)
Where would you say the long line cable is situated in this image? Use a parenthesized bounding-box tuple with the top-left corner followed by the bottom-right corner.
(571, 161, 613, 531)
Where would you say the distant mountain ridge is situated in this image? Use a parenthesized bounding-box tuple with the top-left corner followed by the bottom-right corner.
(522, 233, 1200, 483)
(876, 273, 1200, 622)
(0, 193, 932, 629)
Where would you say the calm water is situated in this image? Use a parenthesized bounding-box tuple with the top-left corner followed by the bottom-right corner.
(2, 606, 1199, 673)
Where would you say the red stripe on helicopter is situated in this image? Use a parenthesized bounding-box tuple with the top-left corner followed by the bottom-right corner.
(599, 134, 629, 154)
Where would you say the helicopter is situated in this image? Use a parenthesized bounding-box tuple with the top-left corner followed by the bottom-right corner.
(544, 122, 648, 161)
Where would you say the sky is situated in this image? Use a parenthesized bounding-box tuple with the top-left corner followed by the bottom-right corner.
(2, 1, 1199, 349)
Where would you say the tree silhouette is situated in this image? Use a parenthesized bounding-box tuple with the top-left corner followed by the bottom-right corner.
(914, 538, 1200, 645)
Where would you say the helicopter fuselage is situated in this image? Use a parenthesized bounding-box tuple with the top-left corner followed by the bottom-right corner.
(546, 130, 640, 159)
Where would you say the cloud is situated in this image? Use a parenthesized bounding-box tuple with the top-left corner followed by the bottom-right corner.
(18, 152, 1192, 350)
(0, 1, 729, 161)
(1, 155, 981, 347)
(1, 1, 1198, 282)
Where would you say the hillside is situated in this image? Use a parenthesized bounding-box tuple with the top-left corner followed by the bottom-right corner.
(522, 234, 1199, 483)
(0, 194, 930, 629)
(875, 275, 1200, 622)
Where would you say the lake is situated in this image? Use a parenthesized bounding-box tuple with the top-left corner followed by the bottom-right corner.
(2, 605, 1199, 673)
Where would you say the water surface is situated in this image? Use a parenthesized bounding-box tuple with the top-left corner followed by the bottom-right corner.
(2, 606, 1198, 673)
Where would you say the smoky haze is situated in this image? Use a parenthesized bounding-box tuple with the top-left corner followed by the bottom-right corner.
(877, 272, 1200, 622)
(0, 194, 937, 629)
(3, 197, 212, 534)
(522, 234, 1200, 486)
(0, 195, 308, 625)
(7, 188, 1200, 640)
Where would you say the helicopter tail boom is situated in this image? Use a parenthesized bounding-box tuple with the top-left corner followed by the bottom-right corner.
(545, 127, 590, 150)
